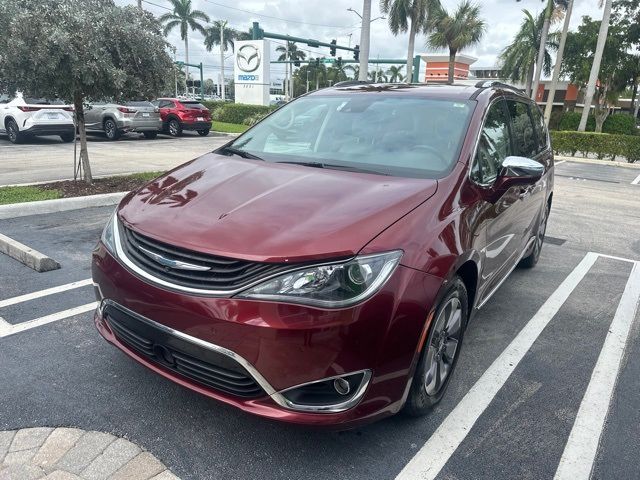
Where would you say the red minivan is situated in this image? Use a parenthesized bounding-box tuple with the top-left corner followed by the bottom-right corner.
(152, 98, 211, 137)
(93, 82, 554, 428)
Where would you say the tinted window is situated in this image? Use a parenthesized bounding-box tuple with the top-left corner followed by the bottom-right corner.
(24, 98, 64, 105)
(472, 99, 512, 184)
(181, 102, 207, 109)
(506, 100, 537, 157)
(229, 95, 474, 179)
(529, 105, 548, 152)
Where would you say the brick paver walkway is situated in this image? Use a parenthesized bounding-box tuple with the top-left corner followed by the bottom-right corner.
(0, 428, 179, 480)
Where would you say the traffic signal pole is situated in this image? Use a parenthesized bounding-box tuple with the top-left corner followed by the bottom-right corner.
(174, 61, 204, 100)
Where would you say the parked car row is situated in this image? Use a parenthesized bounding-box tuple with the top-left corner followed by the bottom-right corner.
(0, 93, 212, 144)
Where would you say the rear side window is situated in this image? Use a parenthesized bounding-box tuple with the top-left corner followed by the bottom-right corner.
(505, 100, 537, 158)
(471, 99, 512, 185)
(529, 105, 548, 152)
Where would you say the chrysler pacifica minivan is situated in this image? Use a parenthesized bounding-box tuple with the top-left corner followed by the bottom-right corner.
(92, 82, 553, 428)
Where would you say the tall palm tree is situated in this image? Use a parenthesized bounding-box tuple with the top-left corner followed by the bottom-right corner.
(499, 10, 556, 96)
(276, 42, 306, 100)
(159, 0, 210, 90)
(380, 0, 441, 82)
(579, 0, 613, 131)
(387, 65, 405, 82)
(427, 1, 486, 84)
(204, 20, 236, 100)
(345, 64, 360, 80)
(544, 0, 574, 123)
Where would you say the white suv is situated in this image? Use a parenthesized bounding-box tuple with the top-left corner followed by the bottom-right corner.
(0, 93, 75, 144)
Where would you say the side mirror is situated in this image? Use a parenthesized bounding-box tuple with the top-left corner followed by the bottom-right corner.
(497, 156, 544, 188)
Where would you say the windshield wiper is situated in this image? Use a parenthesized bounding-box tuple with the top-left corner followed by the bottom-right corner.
(276, 161, 389, 176)
(218, 146, 263, 160)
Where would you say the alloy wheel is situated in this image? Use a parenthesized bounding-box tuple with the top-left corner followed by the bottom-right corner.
(169, 120, 179, 136)
(424, 297, 463, 396)
(7, 122, 17, 142)
(105, 120, 116, 139)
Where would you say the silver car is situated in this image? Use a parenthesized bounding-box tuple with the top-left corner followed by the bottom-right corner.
(84, 101, 162, 140)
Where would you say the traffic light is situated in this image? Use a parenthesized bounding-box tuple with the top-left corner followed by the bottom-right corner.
(330, 39, 337, 57)
(315, 58, 320, 67)
(354, 45, 360, 62)
(336, 57, 342, 68)
(294, 60, 301, 67)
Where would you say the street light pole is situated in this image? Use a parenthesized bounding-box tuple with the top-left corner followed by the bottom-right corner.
(357, 0, 371, 81)
(306, 71, 310, 93)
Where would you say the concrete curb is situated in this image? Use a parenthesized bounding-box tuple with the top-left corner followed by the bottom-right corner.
(556, 155, 640, 169)
(0, 192, 126, 220)
(0, 233, 60, 272)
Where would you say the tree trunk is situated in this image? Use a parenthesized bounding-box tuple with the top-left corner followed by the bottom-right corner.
(358, 0, 372, 81)
(447, 49, 456, 85)
(184, 36, 189, 95)
(579, 0, 613, 132)
(137, 0, 142, 8)
(629, 82, 637, 114)
(406, 18, 417, 83)
(220, 26, 226, 101)
(525, 62, 534, 97)
(531, 0, 553, 101)
(544, 0, 574, 124)
(73, 91, 92, 184)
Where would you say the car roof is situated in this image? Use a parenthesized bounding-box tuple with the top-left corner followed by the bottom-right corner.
(312, 82, 529, 102)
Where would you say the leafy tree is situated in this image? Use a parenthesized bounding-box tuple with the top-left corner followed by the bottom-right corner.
(562, 14, 629, 131)
(427, 1, 486, 84)
(0, 0, 173, 183)
(387, 65, 406, 82)
(613, 0, 640, 115)
(160, 0, 209, 87)
(380, 0, 441, 82)
(499, 10, 557, 96)
(276, 42, 306, 100)
(204, 20, 236, 101)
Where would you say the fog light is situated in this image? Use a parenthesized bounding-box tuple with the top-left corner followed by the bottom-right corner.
(334, 377, 351, 395)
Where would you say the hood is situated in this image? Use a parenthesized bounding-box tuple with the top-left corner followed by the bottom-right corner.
(118, 154, 438, 263)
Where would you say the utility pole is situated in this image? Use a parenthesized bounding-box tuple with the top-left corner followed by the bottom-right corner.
(220, 21, 226, 101)
(358, 0, 371, 81)
(285, 47, 290, 101)
(306, 70, 310, 93)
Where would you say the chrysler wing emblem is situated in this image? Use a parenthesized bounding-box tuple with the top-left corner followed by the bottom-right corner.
(138, 246, 211, 272)
(237, 44, 261, 72)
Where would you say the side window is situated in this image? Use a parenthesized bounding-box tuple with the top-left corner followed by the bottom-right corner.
(159, 100, 172, 108)
(472, 100, 512, 184)
(506, 100, 537, 157)
(529, 105, 548, 152)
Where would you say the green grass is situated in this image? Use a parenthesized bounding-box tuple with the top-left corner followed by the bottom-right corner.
(212, 121, 249, 134)
(0, 186, 62, 205)
(120, 171, 165, 182)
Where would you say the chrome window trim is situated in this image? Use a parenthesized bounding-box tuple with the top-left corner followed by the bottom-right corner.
(101, 300, 371, 413)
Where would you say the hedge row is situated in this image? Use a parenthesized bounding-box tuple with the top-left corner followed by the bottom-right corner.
(554, 112, 638, 136)
(203, 102, 277, 124)
(550, 131, 640, 162)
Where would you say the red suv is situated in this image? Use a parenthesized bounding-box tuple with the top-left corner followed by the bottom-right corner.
(152, 98, 211, 137)
(93, 82, 553, 428)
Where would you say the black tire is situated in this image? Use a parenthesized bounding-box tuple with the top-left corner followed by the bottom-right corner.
(404, 277, 468, 416)
(104, 118, 120, 140)
(143, 131, 158, 140)
(519, 201, 550, 269)
(196, 128, 210, 137)
(60, 133, 75, 143)
(168, 118, 182, 137)
(5, 119, 22, 144)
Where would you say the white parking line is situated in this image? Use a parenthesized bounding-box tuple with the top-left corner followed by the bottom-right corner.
(555, 160, 566, 166)
(631, 173, 640, 185)
(0, 302, 97, 338)
(0, 279, 92, 308)
(396, 252, 599, 480)
(554, 261, 640, 480)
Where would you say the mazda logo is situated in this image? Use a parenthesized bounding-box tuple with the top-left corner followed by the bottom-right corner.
(237, 44, 261, 73)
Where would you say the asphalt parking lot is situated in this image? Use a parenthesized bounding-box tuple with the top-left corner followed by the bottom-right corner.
(1, 160, 639, 480)
(0, 132, 233, 186)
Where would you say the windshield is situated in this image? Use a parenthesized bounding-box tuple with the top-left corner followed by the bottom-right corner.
(227, 94, 474, 179)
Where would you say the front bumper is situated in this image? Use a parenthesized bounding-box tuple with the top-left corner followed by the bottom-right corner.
(22, 123, 75, 136)
(92, 242, 443, 427)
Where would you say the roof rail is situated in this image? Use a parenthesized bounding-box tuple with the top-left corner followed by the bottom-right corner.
(333, 80, 372, 88)
(474, 80, 521, 91)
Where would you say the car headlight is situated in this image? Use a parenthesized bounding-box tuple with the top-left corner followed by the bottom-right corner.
(101, 211, 117, 257)
(236, 250, 403, 308)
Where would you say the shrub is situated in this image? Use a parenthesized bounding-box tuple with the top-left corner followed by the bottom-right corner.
(243, 112, 270, 126)
(558, 111, 596, 132)
(207, 102, 276, 124)
(602, 113, 637, 136)
(550, 130, 640, 162)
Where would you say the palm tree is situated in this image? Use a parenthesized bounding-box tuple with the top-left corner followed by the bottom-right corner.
(369, 69, 389, 82)
(276, 42, 306, 100)
(578, 0, 613, 131)
(204, 20, 236, 101)
(499, 10, 556, 96)
(387, 65, 405, 82)
(159, 0, 210, 90)
(544, 0, 574, 123)
(427, 1, 486, 84)
(380, 0, 441, 82)
(345, 64, 360, 80)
